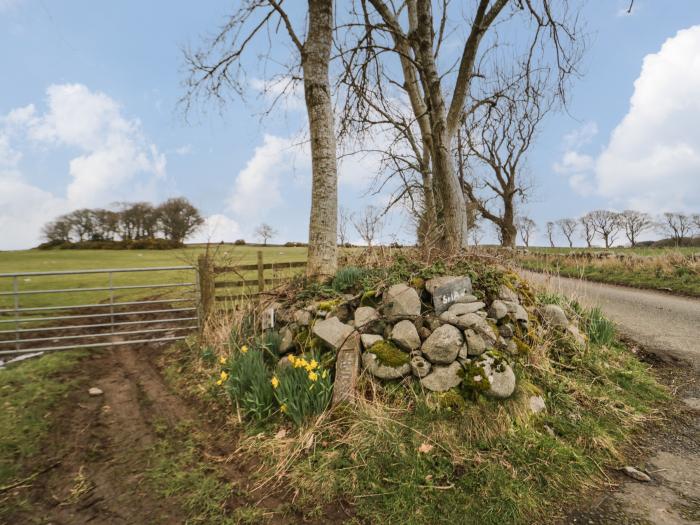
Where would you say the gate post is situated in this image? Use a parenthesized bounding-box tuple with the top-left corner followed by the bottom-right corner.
(257, 250, 264, 294)
(197, 255, 215, 336)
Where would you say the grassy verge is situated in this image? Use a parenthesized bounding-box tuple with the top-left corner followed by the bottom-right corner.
(517, 254, 699, 297)
(0, 349, 87, 523)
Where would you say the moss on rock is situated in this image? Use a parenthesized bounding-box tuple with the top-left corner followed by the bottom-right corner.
(368, 340, 410, 367)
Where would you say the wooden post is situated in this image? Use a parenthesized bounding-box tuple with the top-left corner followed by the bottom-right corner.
(257, 250, 264, 293)
(197, 255, 215, 336)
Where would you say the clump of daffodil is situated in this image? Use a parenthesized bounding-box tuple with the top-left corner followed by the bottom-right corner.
(273, 353, 333, 427)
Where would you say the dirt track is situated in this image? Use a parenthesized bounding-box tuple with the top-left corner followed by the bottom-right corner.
(520, 270, 700, 371)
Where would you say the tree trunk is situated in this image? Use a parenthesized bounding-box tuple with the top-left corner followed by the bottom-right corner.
(304, 0, 337, 280)
(412, 0, 469, 252)
(501, 197, 517, 249)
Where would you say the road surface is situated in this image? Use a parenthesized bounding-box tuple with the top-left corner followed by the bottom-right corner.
(520, 270, 700, 371)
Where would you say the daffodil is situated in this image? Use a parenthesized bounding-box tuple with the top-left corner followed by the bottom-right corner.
(240, 345, 248, 354)
(308, 371, 318, 382)
(321, 370, 328, 379)
(219, 356, 227, 364)
(280, 404, 287, 413)
(309, 359, 318, 370)
(220, 371, 229, 381)
(216, 379, 223, 386)
(271, 376, 280, 389)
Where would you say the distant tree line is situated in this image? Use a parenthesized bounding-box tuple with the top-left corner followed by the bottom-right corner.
(523, 211, 700, 248)
(41, 198, 204, 247)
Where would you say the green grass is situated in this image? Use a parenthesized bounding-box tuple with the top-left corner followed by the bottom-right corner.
(0, 245, 308, 311)
(0, 350, 87, 486)
(229, 300, 667, 524)
(527, 246, 698, 256)
(517, 248, 699, 297)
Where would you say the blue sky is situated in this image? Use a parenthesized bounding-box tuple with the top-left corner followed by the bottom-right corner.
(1, 0, 698, 249)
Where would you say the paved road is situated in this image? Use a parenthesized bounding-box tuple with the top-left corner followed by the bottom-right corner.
(520, 271, 700, 371)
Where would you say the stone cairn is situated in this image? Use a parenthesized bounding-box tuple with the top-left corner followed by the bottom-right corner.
(270, 275, 583, 402)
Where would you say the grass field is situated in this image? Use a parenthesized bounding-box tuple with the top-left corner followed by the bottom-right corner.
(0, 245, 308, 312)
(516, 246, 700, 296)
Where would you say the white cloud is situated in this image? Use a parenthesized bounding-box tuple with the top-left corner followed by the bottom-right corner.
(595, 25, 700, 212)
(227, 134, 309, 217)
(0, 83, 167, 249)
(250, 77, 305, 112)
(187, 214, 242, 244)
(553, 150, 595, 175)
(562, 121, 598, 150)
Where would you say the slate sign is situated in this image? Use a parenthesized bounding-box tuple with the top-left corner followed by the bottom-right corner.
(432, 277, 473, 314)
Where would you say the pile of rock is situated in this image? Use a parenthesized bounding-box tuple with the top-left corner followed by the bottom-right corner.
(271, 274, 584, 401)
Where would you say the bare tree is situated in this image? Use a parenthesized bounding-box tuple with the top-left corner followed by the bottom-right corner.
(158, 197, 204, 243)
(692, 213, 700, 235)
(352, 205, 384, 247)
(340, 0, 582, 251)
(579, 213, 596, 248)
(517, 216, 536, 248)
(182, 0, 338, 279)
(337, 206, 351, 246)
(546, 222, 556, 248)
(255, 223, 277, 246)
(619, 210, 652, 247)
(588, 210, 621, 249)
(556, 218, 577, 248)
(460, 70, 554, 248)
(660, 212, 692, 247)
(41, 217, 73, 243)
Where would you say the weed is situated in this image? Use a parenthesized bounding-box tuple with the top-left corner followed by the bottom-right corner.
(584, 307, 616, 346)
(332, 266, 367, 292)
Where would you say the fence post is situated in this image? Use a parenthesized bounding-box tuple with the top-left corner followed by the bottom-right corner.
(257, 250, 264, 294)
(198, 255, 215, 336)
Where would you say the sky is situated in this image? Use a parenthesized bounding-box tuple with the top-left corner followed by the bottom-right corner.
(0, 0, 699, 250)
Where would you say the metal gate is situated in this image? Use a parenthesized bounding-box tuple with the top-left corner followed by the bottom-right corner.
(0, 266, 198, 356)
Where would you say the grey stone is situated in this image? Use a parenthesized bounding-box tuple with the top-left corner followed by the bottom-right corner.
(529, 395, 546, 414)
(294, 309, 313, 327)
(354, 306, 380, 329)
(453, 294, 479, 304)
(477, 354, 516, 399)
(410, 355, 432, 378)
(420, 362, 463, 392)
(540, 304, 568, 328)
(489, 300, 509, 320)
(622, 466, 651, 482)
(439, 310, 483, 330)
(276, 355, 294, 371)
(279, 325, 296, 354)
(333, 337, 361, 406)
(499, 324, 514, 338)
(418, 326, 432, 341)
(312, 317, 356, 351)
(427, 276, 473, 314)
(683, 397, 700, 410)
(391, 320, 421, 351)
(498, 284, 519, 303)
(383, 284, 422, 320)
(421, 324, 463, 364)
(567, 324, 587, 347)
(448, 302, 486, 316)
(464, 329, 486, 356)
(425, 315, 442, 332)
(88, 387, 103, 396)
(362, 351, 411, 380)
(360, 333, 383, 350)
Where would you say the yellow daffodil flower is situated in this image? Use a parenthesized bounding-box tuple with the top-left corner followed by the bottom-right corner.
(280, 404, 287, 413)
(271, 376, 280, 389)
(321, 370, 328, 379)
(240, 345, 248, 354)
(220, 371, 229, 381)
(308, 371, 318, 382)
(216, 379, 223, 386)
(308, 359, 318, 370)
(219, 356, 226, 364)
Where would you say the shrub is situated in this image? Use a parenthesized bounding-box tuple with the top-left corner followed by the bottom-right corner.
(272, 355, 333, 427)
(331, 266, 367, 292)
(234, 239, 246, 245)
(222, 347, 275, 421)
(284, 241, 307, 247)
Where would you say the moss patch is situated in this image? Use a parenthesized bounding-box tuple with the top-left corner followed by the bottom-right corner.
(368, 340, 410, 367)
